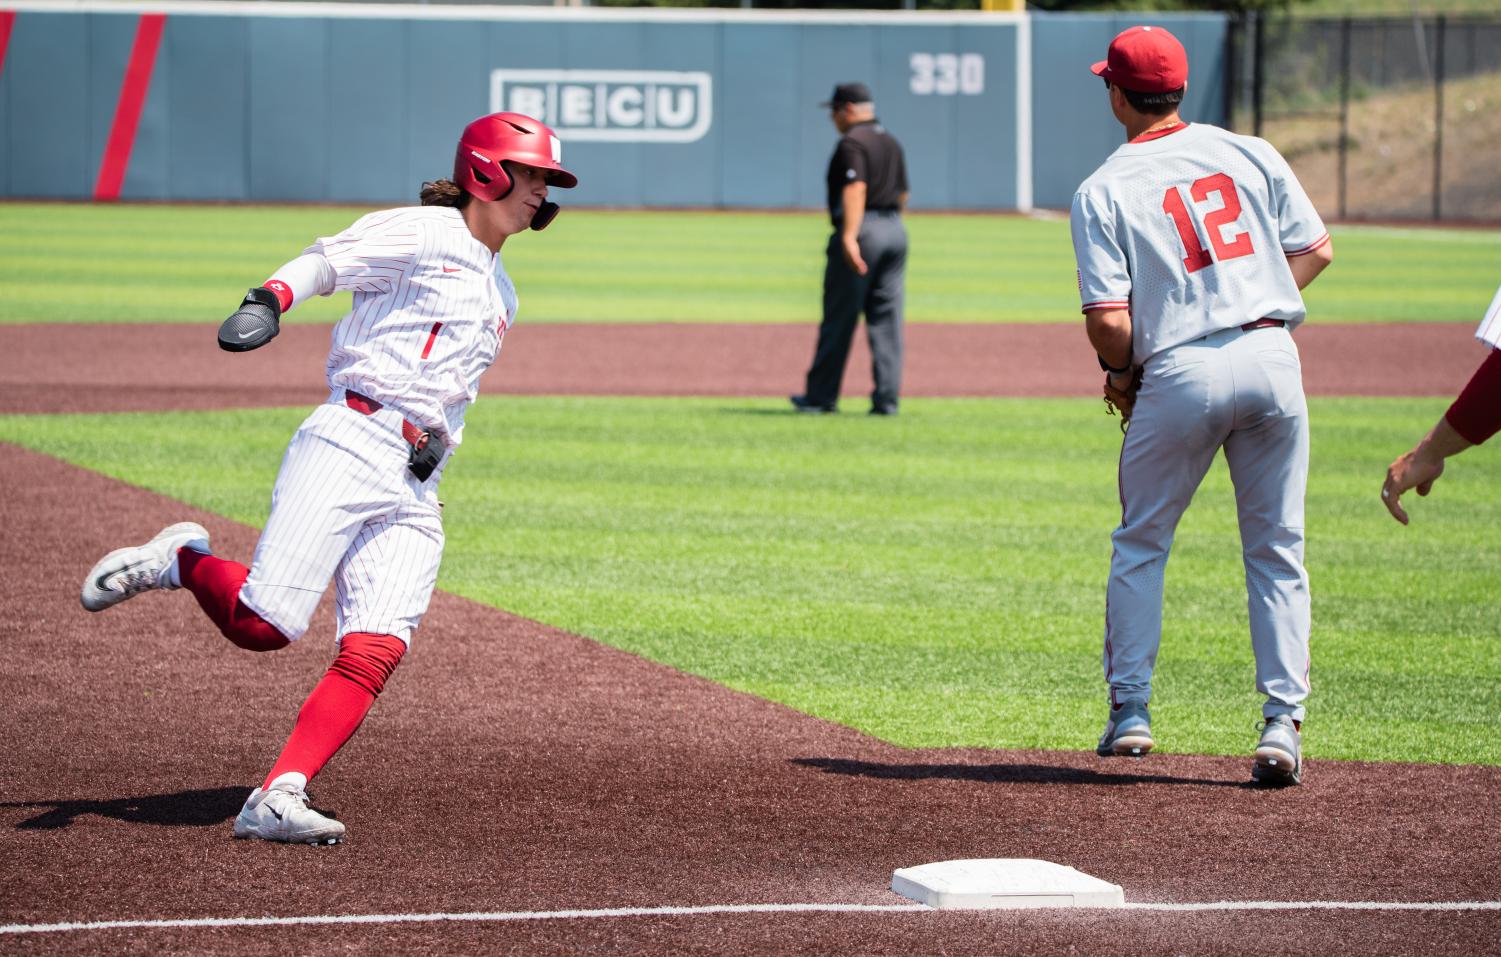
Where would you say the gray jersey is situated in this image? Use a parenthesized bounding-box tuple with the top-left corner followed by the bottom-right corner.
(1071, 123, 1328, 364)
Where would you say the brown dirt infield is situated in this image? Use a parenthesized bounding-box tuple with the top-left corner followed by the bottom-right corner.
(0, 321, 1486, 414)
(2, 323, 1499, 954)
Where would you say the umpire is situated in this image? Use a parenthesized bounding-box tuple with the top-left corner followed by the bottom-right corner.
(792, 82, 910, 416)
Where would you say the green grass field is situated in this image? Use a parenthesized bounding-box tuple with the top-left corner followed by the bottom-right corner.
(5, 396, 1498, 766)
(1, 203, 1496, 325)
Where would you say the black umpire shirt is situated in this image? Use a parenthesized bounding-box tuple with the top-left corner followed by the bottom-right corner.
(826, 119, 908, 224)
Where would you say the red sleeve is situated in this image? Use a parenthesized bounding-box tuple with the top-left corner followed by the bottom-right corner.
(1444, 348, 1501, 446)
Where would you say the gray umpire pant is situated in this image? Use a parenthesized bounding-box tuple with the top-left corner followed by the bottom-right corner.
(802, 210, 908, 412)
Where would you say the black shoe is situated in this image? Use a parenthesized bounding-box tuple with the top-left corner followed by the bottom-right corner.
(789, 395, 835, 414)
(869, 405, 898, 417)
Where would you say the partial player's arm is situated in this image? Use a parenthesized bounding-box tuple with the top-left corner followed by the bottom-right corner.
(1263, 140, 1334, 292)
(1087, 307, 1140, 420)
(217, 254, 337, 352)
(1087, 307, 1132, 373)
(1382, 347, 1501, 524)
(1285, 238, 1333, 291)
(1071, 188, 1141, 420)
(1382, 417, 1469, 525)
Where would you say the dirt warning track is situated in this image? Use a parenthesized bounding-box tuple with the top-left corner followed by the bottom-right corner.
(0, 321, 1483, 414)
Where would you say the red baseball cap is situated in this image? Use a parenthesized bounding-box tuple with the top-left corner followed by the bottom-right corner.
(1091, 25, 1188, 94)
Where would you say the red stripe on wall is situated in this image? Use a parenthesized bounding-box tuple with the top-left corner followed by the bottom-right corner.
(93, 12, 166, 201)
(0, 11, 17, 77)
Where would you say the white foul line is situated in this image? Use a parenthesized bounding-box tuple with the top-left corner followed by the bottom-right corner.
(1127, 901, 1501, 913)
(0, 904, 923, 937)
(3, 900, 1500, 936)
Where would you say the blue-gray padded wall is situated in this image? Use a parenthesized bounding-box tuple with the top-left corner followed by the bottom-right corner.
(112, 15, 166, 198)
(954, 23, 1021, 209)
(1031, 13, 1227, 211)
(480, 19, 722, 208)
(3, 10, 1221, 209)
(0, 18, 7, 192)
(1175, 16, 1228, 128)
(249, 18, 330, 201)
(160, 15, 250, 200)
(557, 21, 646, 207)
(793, 22, 1019, 212)
(87, 15, 149, 197)
(86, 15, 138, 197)
(875, 25, 958, 209)
(720, 24, 800, 208)
(6, 13, 99, 196)
(638, 21, 718, 208)
(874, 23, 1019, 210)
(797, 24, 877, 211)
(481, 17, 566, 201)
(0, 17, 7, 191)
(326, 18, 410, 202)
(405, 20, 487, 200)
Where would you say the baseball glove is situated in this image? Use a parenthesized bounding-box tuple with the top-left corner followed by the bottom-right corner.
(1102, 367, 1143, 431)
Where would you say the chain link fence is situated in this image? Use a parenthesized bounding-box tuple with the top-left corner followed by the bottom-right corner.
(1228, 14, 1501, 223)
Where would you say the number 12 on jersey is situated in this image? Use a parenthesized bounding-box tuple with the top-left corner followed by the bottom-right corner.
(1162, 173, 1256, 274)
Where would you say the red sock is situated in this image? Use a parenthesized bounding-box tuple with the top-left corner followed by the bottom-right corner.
(177, 550, 289, 651)
(262, 632, 407, 789)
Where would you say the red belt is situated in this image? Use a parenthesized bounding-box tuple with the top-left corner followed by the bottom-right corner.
(1241, 318, 1286, 332)
(344, 390, 431, 451)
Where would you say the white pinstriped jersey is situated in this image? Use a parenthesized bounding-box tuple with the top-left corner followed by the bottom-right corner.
(301, 205, 518, 445)
(1071, 123, 1329, 364)
(1476, 282, 1501, 348)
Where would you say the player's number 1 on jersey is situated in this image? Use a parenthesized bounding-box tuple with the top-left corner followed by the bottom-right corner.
(1162, 173, 1256, 275)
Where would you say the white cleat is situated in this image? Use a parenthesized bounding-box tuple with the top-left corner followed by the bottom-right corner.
(233, 782, 346, 845)
(80, 522, 210, 612)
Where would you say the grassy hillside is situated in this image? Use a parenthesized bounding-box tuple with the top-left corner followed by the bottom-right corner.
(1266, 71, 1501, 221)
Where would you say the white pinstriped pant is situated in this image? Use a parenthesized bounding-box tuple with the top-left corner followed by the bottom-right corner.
(238, 400, 446, 645)
(1105, 324, 1311, 721)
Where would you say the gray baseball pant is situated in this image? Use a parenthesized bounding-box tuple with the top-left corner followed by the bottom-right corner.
(1104, 323, 1311, 722)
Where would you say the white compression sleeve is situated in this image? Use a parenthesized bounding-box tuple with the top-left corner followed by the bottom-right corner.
(264, 253, 337, 313)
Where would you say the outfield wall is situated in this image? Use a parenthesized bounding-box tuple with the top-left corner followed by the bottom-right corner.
(0, 3, 1226, 211)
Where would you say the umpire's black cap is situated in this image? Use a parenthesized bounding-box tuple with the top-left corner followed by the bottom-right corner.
(820, 82, 873, 107)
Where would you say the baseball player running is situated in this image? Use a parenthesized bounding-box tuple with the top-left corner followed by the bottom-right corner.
(1071, 26, 1333, 785)
(80, 112, 577, 843)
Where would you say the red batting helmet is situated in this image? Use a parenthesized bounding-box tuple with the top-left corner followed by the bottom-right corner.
(453, 112, 578, 203)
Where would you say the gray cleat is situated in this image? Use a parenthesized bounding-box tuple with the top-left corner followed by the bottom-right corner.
(1097, 701, 1154, 757)
(234, 782, 346, 845)
(80, 522, 210, 612)
(1252, 714, 1302, 786)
